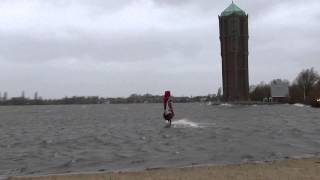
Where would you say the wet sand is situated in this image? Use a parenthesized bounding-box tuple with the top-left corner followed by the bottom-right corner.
(6, 158, 320, 180)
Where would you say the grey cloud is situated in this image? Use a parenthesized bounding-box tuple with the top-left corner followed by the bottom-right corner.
(1, 0, 320, 98)
(152, 0, 308, 17)
(0, 28, 213, 64)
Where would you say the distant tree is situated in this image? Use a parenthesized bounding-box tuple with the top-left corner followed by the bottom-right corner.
(309, 80, 320, 100)
(249, 85, 256, 93)
(129, 94, 139, 98)
(128, 93, 141, 103)
(289, 84, 304, 103)
(270, 79, 290, 85)
(249, 82, 271, 101)
(217, 87, 222, 101)
(294, 68, 319, 102)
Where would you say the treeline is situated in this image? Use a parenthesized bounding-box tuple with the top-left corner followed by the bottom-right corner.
(1, 67, 318, 106)
(106, 94, 219, 104)
(250, 67, 320, 104)
(0, 94, 220, 106)
(0, 96, 101, 106)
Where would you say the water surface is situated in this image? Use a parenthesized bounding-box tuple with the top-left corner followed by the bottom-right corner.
(0, 103, 319, 176)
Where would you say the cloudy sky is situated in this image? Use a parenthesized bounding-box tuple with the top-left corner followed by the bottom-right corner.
(0, 0, 319, 98)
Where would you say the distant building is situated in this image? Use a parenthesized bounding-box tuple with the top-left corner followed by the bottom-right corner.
(219, 2, 249, 101)
(271, 80, 289, 103)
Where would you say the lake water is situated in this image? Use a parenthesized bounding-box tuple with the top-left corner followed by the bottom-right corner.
(0, 103, 319, 177)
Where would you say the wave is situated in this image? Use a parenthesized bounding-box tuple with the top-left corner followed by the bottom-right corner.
(293, 103, 307, 107)
(172, 119, 199, 128)
(219, 103, 232, 107)
(171, 119, 215, 128)
(53, 159, 77, 169)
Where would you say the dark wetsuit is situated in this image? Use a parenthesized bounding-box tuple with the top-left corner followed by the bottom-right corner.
(163, 98, 174, 124)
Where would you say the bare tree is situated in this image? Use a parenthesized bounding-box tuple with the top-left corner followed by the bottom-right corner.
(294, 68, 320, 102)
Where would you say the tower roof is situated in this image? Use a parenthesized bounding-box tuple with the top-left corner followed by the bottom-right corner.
(221, 2, 246, 16)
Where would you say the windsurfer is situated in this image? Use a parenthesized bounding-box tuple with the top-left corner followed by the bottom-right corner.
(163, 91, 174, 126)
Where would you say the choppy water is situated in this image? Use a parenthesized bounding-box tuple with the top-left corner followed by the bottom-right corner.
(0, 103, 319, 177)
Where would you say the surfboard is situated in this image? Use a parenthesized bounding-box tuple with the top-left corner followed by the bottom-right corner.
(164, 123, 171, 128)
(164, 120, 171, 128)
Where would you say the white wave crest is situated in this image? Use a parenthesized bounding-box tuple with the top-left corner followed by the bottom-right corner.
(171, 119, 215, 128)
(220, 103, 232, 107)
(172, 119, 200, 128)
(293, 103, 307, 107)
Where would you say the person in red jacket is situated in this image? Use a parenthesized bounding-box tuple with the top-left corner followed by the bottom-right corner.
(163, 91, 174, 126)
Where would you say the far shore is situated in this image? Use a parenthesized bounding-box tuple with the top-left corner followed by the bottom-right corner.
(5, 157, 320, 180)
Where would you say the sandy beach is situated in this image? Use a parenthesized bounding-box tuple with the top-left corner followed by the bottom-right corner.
(5, 158, 320, 180)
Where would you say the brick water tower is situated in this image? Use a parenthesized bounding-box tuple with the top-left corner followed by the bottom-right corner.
(219, 2, 249, 101)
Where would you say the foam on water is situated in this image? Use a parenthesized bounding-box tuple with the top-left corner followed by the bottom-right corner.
(171, 119, 215, 128)
(220, 103, 232, 107)
(293, 103, 307, 107)
(171, 119, 200, 128)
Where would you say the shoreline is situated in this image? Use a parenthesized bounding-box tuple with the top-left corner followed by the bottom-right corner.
(5, 157, 320, 180)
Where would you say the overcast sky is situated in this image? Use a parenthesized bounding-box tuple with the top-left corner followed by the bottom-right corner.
(0, 0, 319, 98)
